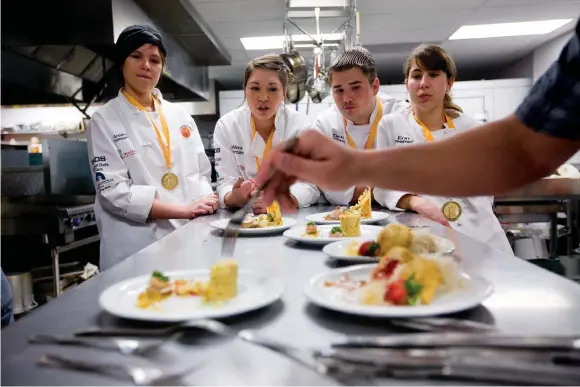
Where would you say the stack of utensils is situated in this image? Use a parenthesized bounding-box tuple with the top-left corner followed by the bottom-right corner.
(29, 317, 580, 385)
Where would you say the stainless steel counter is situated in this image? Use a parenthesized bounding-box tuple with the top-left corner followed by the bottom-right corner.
(3, 205, 580, 386)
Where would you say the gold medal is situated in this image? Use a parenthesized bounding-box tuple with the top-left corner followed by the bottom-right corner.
(442, 200, 462, 222)
(161, 172, 179, 190)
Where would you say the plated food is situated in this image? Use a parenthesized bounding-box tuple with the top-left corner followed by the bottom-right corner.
(241, 200, 283, 229)
(323, 187, 372, 221)
(99, 266, 284, 322)
(340, 223, 455, 259)
(305, 250, 493, 317)
(284, 224, 384, 246)
(210, 201, 297, 235)
(137, 259, 238, 309)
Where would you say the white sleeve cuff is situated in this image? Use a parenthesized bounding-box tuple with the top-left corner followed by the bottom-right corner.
(217, 183, 234, 208)
(323, 186, 356, 206)
(373, 188, 409, 212)
(126, 185, 157, 223)
(289, 182, 320, 207)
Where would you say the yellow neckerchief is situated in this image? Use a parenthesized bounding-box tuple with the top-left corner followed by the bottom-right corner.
(121, 89, 172, 171)
(414, 112, 456, 142)
(342, 96, 383, 149)
(250, 116, 275, 171)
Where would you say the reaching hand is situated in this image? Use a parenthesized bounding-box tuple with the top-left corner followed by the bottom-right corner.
(250, 189, 268, 214)
(224, 177, 255, 208)
(409, 196, 451, 227)
(255, 130, 363, 209)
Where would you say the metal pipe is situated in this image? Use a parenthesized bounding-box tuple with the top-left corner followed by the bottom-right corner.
(286, 18, 318, 44)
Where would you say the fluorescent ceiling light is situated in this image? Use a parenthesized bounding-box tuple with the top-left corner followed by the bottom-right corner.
(241, 33, 344, 50)
(289, 0, 351, 8)
(449, 19, 573, 40)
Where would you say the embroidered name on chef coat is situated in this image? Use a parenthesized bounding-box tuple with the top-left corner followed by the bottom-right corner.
(231, 145, 244, 155)
(332, 134, 346, 143)
(395, 135, 414, 144)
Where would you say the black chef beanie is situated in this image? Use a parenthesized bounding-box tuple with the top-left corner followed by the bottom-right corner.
(115, 24, 167, 65)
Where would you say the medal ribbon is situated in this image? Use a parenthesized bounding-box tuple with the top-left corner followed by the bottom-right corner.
(343, 96, 383, 149)
(414, 113, 455, 143)
(122, 89, 172, 171)
(251, 117, 274, 172)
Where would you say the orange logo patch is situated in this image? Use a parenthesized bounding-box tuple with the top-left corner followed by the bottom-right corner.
(180, 125, 191, 138)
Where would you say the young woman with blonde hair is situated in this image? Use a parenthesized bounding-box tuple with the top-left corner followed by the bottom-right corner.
(214, 54, 319, 213)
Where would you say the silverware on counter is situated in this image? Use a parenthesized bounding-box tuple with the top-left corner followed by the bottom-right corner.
(220, 137, 300, 259)
(72, 319, 580, 385)
(332, 331, 580, 351)
(38, 354, 197, 386)
(29, 331, 183, 356)
(390, 317, 496, 332)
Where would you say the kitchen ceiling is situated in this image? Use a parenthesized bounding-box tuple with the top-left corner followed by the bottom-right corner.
(189, 0, 579, 89)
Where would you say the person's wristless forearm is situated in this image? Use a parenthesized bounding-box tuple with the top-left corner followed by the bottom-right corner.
(149, 199, 189, 220)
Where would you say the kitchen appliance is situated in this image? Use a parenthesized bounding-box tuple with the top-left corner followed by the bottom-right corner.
(6, 271, 38, 315)
(1, 138, 99, 302)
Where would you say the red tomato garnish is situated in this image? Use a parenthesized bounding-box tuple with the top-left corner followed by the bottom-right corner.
(385, 279, 408, 305)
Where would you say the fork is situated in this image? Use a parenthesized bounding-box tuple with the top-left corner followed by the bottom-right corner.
(390, 317, 496, 332)
(220, 137, 300, 259)
(29, 331, 183, 357)
(38, 354, 196, 386)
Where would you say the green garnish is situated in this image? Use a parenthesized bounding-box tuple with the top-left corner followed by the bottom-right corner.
(404, 273, 424, 305)
(152, 270, 169, 282)
(330, 226, 343, 233)
(307, 221, 316, 226)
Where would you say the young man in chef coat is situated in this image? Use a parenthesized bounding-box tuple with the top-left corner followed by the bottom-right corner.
(312, 46, 408, 206)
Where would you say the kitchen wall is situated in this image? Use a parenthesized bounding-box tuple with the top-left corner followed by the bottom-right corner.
(532, 31, 574, 81)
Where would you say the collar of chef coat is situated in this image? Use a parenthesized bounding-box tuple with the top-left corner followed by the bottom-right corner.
(249, 103, 286, 159)
(342, 97, 379, 129)
(118, 88, 165, 115)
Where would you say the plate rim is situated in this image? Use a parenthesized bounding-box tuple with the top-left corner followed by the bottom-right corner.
(283, 224, 384, 245)
(305, 211, 390, 224)
(322, 238, 380, 262)
(209, 217, 298, 233)
(99, 269, 286, 322)
(303, 264, 494, 317)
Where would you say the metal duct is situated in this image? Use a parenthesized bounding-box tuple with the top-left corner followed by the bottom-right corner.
(1, 0, 222, 107)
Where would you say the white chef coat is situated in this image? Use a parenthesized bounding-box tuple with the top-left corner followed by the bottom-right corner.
(373, 109, 513, 255)
(87, 88, 214, 270)
(214, 103, 320, 208)
(312, 92, 409, 205)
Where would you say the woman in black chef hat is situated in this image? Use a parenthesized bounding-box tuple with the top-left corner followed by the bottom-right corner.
(86, 24, 218, 270)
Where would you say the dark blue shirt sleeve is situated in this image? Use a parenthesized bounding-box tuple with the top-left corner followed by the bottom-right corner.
(515, 20, 580, 140)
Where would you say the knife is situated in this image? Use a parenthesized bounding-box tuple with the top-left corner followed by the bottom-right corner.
(332, 332, 580, 351)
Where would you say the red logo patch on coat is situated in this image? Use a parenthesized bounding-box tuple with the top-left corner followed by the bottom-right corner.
(180, 125, 192, 138)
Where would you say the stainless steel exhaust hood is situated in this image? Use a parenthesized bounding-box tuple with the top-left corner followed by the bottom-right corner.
(1, 0, 230, 109)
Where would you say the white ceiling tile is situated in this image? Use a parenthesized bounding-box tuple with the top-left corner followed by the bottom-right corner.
(194, 0, 578, 88)
(357, 0, 487, 14)
(192, 0, 285, 22)
(466, 2, 580, 24)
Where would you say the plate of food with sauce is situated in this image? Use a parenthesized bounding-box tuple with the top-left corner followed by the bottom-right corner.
(99, 260, 285, 322)
(304, 246, 492, 317)
(210, 201, 297, 235)
(283, 215, 383, 246)
(322, 223, 456, 261)
(305, 188, 390, 225)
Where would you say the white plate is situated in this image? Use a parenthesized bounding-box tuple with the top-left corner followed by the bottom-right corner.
(283, 225, 384, 246)
(210, 217, 297, 235)
(304, 264, 493, 318)
(305, 211, 390, 225)
(99, 269, 284, 322)
(322, 238, 381, 263)
(322, 234, 456, 261)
